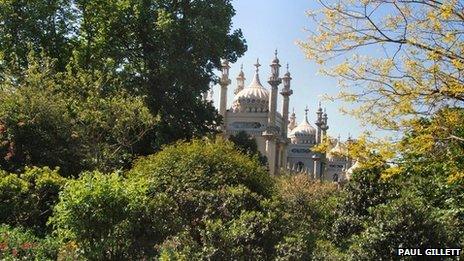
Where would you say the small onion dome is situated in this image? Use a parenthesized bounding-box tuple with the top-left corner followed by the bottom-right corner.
(289, 108, 316, 144)
(231, 61, 269, 113)
(346, 161, 361, 180)
(327, 140, 346, 161)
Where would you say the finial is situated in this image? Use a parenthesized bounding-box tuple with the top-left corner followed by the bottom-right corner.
(286, 63, 289, 72)
(305, 106, 309, 121)
(275, 49, 278, 58)
(338, 134, 341, 141)
(254, 58, 261, 72)
(319, 101, 322, 108)
(292, 107, 295, 114)
(240, 63, 243, 71)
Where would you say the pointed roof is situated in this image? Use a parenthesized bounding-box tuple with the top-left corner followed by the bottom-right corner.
(247, 58, 266, 89)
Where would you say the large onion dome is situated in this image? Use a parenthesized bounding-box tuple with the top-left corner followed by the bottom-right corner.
(231, 60, 269, 113)
(288, 108, 317, 144)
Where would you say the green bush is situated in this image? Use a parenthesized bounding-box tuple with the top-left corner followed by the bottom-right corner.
(348, 196, 454, 260)
(51, 172, 142, 260)
(0, 167, 66, 234)
(0, 224, 59, 260)
(129, 138, 273, 198)
(51, 139, 276, 259)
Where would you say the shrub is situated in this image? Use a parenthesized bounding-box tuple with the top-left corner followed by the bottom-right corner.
(0, 167, 66, 234)
(348, 196, 454, 260)
(0, 224, 59, 260)
(51, 139, 276, 259)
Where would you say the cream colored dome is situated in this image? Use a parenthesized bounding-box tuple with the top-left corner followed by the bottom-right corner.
(289, 111, 316, 144)
(231, 70, 269, 113)
(327, 140, 346, 161)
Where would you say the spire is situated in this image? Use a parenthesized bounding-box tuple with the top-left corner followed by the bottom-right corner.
(235, 63, 245, 95)
(288, 107, 297, 131)
(323, 108, 328, 123)
(249, 58, 263, 88)
(270, 51, 281, 80)
(272, 49, 279, 63)
(254, 58, 261, 73)
(304, 106, 309, 123)
(347, 133, 354, 143)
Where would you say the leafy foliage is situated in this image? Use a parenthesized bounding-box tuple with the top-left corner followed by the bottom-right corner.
(0, 0, 246, 150)
(349, 196, 453, 260)
(0, 167, 66, 235)
(229, 131, 267, 165)
(51, 139, 277, 259)
(0, 224, 59, 260)
(0, 54, 157, 175)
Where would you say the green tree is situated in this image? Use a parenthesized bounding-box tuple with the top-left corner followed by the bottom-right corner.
(1, 0, 247, 149)
(0, 54, 157, 175)
(229, 131, 267, 165)
(0, 167, 66, 235)
(50, 171, 178, 260)
(349, 196, 454, 260)
(274, 174, 340, 260)
(0, 0, 74, 75)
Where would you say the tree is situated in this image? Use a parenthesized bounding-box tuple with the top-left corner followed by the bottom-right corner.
(0, 0, 247, 148)
(348, 196, 454, 260)
(0, 0, 74, 75)
(0, 54, 157, 175)
(301, 0, 464, 132)
(273, 174, 340, 260)
(229, 131, 267, 165)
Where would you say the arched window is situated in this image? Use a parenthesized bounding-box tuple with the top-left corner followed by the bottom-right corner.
(332, 173, 339, 182)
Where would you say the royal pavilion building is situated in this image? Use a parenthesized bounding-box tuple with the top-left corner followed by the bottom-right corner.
(209, 51, 358, 182)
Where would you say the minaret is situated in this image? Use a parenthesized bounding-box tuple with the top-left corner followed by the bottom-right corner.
(315, 102, 323, 144)
(234, 64, 245, 95)
(263, 50, 282, 175)
(219, 59, 231, 130)
(267, 50, 282, 126)
(288, 108, 297, 131)
(280, 64, 293, 169)
(321, 108, 329, 141)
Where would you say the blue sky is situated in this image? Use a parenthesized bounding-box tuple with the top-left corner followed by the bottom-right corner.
(212, 0, 364, 140)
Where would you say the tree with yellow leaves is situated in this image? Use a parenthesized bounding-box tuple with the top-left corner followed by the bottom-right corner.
(301, 0, 464, 181)
(301, 0, 463, 131)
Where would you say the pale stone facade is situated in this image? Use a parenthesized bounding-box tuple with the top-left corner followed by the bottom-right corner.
(213, 53, 355, 181)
